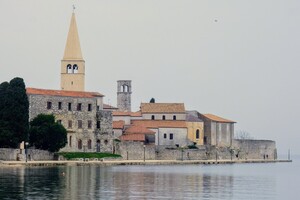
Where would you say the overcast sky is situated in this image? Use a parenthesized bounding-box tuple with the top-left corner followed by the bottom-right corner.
(0, 0, 299, 156)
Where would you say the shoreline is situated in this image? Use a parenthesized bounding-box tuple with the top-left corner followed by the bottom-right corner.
(0, 159, 292, 167)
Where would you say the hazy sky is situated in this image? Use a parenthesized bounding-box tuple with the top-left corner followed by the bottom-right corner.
(1, 0, 299, 155)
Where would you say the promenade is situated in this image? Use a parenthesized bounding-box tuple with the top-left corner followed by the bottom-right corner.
(0, 159, 292, 167)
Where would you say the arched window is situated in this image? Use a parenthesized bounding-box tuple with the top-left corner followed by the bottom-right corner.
(69, 136, 72, 147)
(173, 115, 177, 120)
(162, 115, 166, 120)
(151, 115, 155, 120)
(67, 64, 72, 73)
(88, 139, 92, 149)
(196, 129, 200, 139)
(73, 64, 78, 73)
(78, 139, 82, 150)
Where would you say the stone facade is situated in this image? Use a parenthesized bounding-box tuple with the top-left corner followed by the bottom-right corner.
(27, 89, 113, 153)
(117, 80, 132, 111)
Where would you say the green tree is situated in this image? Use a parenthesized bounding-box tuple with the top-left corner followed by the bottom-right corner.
(0, 78, 29, 148)
(29, 114, 67, 152)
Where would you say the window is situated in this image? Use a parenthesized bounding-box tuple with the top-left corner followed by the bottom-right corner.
(88, 120, 92, 129)
(57, 120, 62, 124)
(88, 139, 92, 149)
(69, 136, 72, 147)
(68, 120, 72, 128)
(73, 64, 78, 73)
(164, 133, 167, 139)
(162, 115, 166, 120)
(78, 139, 82, 150)
(67, 64, 72, 73)
(78, 120, 82, 129)
(68, 103, 72, 111)
(77, 103, 82, 111)
(196, 129, 200, 139)
(58, 102, 62, 110)
(88, 104, 92, 111)
(151, 115, 155, 120)
(173, 115, 176, 120)
(97, 121, 100, 129)
(170, 133, 174, 140)
(47, 101, 52, 109)
(97, 106, 100, 111)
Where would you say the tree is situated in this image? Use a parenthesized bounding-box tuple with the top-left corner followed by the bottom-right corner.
(29, 114, 67, 152)
(234, 130, 254, 140)
(149, 98, 155, 103)
(0, 78, 29, 148)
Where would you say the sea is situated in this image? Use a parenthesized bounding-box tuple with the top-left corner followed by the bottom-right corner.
(0, 157, 298, 200)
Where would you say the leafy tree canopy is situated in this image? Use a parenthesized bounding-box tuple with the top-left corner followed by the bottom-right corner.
(29, 114, 67, 152)
(0, 78, 29, 148)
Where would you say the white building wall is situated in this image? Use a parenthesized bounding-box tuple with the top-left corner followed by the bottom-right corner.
(142, 113, 186, 121)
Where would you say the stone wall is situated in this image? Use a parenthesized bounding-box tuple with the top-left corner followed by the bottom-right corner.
(115, 141, 156, 160)
(0, 148, 54, 161)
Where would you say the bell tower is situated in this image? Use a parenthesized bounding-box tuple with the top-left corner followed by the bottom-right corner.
(117, 80, 132, 112)
(61, 12, 85, 91)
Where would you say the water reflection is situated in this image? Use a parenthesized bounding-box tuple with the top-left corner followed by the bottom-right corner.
(0, 164, 276, 200)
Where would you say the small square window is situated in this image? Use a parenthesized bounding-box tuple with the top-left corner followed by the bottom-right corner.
(47, 102, 52, 109)
(88, 104, 92, 111)
(78, 120, 82, 129)
(68, 103, 72, 111)
(57, 120, 62, 124)
(68, 120, 72, 128)
(58, 102, 62, 110)
(77, 103, 82, 111)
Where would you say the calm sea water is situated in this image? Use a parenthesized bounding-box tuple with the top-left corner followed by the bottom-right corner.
(0, 159, 298, 200)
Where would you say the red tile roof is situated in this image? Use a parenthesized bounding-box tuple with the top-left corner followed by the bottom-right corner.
(132, 120, 187, 128)
(112, 111, 142, 117)
(26, 88, 104, 98)
(103, 104, 118, 110)
(125, 125, 155, 134)
(203, 114, 236, 123)
(120, 133, 145, 141)
(113, 120, 125, 129)
(140, 103, 185, 113)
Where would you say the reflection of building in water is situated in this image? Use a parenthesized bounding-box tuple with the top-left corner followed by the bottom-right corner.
(202, 174, 234, 199)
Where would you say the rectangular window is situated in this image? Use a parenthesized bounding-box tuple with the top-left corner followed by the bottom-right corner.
(97, 121, 100, 129)
(68, 103, 72, 111)
(58, 102, 62, 110)
(68, 120, 72, 128)
(57, 120, 62, 124)
(78, 120, 82, 129)
(88, 104, 92, 111)
(170, 133, 174, 140)
(88, 120, 92, 129)
(164, 133, 167, 139)
(97, 106, 100, 111)
(77, 103, 82, 111)
(47, 101, 52, 109)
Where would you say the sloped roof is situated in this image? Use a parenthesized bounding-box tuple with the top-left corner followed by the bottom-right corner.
(125, 125, 155, 134)
(103, 104, 118, 110)
(186, 114, 203, 122)
(132, 120, 187, 128)
(203, 114, 236, 123)
(120, 133, 145, 142)
(112, 111, 142, 117)
(140, 103, 185, 113)
(26, 88, 104, 98)
(113, 120, 125, 129)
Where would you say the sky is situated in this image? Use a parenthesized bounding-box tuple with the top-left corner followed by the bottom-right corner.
(0, 0, 299, 156)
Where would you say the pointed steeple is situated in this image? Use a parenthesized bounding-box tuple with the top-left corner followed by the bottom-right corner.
(63, 13, 83, 60)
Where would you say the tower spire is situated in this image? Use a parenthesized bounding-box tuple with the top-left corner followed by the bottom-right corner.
(63, 12, 83, 60)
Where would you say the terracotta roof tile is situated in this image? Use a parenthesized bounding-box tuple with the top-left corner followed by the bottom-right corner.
(132, 120, 187, 128)
(140, 103, 185, 113)
(112, 111, 142, 117)
(125, 125, 155, 134)
(113, 120, 125, 129)
(203, 114, 236, 123)
(130, 111, 142, 117)
(120, 133, 145, 141)
(103, 104, 118, 110)
(26, 88, 104, 98)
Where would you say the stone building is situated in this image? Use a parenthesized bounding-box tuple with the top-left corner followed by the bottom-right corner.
(117, 80, 132, 111)
(198, 113, 235, 147)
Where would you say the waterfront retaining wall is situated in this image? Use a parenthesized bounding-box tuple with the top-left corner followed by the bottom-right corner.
(0, 148, 54, 161)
